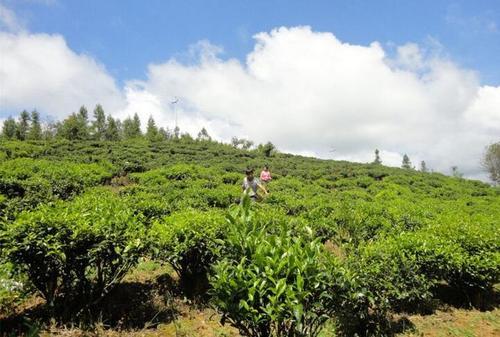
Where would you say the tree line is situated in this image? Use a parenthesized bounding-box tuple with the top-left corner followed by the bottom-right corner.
(370, 145, 499, 184)
(1, 105, 278, 157)
(2, 105, 175, 142)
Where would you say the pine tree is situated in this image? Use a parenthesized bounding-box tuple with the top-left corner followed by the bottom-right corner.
(122, 117, 135, 139)
(158, 127, 171, 140)
(197, 127, 211, 141)
(78, 105, 89, 121)
(259, 142, 276, 157)
(58, 113, 88, 140)
(401, 154, 412, 169)
(146, 116, 159, 141)
(132, 113, 142, 137)
(105, 116, 120, 141)
(373, 149, 382, 164)
(76, 106, 90, 139)
(231, 137, 241, 148)
(451, 166, 463, 178)
(420, 161, 428, 173)
(28, 110, 42, 140)
(173, 126, 180, 139)
(2, 117, 17, 139)
(16, 110, 30, 140)
(241, 139, 254, 150)
(92, 104, 106, 140)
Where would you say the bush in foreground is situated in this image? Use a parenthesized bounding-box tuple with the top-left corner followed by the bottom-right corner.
(0, 188, 148, 318)
(210, 197, 351, 337)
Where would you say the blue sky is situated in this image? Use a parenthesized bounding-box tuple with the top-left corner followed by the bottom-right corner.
(5, 0, 500, 85)
(1, 0, 499, 180)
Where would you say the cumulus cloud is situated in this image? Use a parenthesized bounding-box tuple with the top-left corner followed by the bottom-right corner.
(122, 26, 499, 179)
(0, 31, 124, 119)
(1, 22, 499, 181)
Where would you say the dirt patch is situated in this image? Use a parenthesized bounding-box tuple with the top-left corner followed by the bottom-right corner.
(398, 308, 500, 337)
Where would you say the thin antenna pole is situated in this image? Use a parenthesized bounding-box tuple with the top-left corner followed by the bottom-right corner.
(171, 96, 179, 129)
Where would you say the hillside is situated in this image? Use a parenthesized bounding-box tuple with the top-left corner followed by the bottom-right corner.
(0, 139, 499, 336)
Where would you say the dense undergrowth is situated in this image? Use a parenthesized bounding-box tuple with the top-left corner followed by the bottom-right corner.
(0, 138, 498, 336)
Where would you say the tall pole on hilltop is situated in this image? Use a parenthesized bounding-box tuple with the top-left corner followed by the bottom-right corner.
(171, 96, 179, 130)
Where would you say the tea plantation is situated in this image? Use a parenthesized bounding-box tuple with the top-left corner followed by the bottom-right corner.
(0, 138, 498, 336)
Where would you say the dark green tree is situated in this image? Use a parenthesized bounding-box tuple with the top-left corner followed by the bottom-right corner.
(196, 127, 211, 141)
(105, 116, 120, 141)
(173, 126, 180, 139)
(401, 154, 412, 169)
(231, 137, 254, 150)
(401, 153, 412, 170)
(180, 132, 193, 141)
(259, 141, 276, 157)
(420, 161, 428, 173)
(132, 113, 142, 136)
(146, 116, 160, 141)
(482, 142, 500, 184)
(241, 139, 253, 150)
(373, 149, 382, 164)
(16, 110, 30, 140)
(122, 113, 142, 139)
(78, 105, 89, 122)
(451, 166, 463, 179)
(58, 113, 88, 140)
(28, 110, 42, 140)
(1, 117, 17, 139)
(158, 127, 171, 140)
(92, 104, 106, 140)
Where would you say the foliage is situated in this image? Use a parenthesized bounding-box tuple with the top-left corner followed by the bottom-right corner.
(28, 110, 42, 141)
(0, 262, 28, 316)
(151, 209, 226, 294)
(1, 117, 17, 140)
(0, 189, 148, 315)
(0, 137, 498, 334)
(210, 197, 351, 337)
(92, 104, 106, 141)
(0, 158, 114, 217)
(482, 141, 500, 184)
(402, 154, 412, 169)
(259, 142, 276, 157)
(343, 216, 500, 331)
(57, 109, 90, 140)
(373, 149, 382, 165)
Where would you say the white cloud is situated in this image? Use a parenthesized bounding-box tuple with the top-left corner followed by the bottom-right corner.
(1, 24, 499, 181)
(0, 31, 124, 118)
(122, 26, 498, 179)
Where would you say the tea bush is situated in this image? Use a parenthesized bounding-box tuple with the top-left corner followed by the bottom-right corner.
(0, 139, 498, 334)
(151, 209, 226, 293)
(210, 198, 352, 337)
(0, 158, 115, 216)
(0, 188, 148, 315)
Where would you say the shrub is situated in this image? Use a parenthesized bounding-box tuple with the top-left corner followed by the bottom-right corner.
(345, 217, 500, 327)
(210, 197, 350, 337)
(151, 209, 226, 295)
(340, 242, 433, 336)
(0, 158, 114, 213)
(0, 188, 148, 316)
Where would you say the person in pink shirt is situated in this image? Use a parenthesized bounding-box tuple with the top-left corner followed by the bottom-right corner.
(260, 165, 272, 183)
